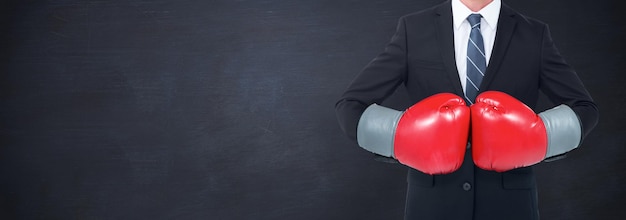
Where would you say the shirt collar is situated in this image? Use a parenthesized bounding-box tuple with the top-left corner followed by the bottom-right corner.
(452, 0, 501, 30)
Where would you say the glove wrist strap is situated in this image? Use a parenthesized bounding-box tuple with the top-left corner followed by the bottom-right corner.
(357, 104, 402, 157)
(539, 104, 582, 158)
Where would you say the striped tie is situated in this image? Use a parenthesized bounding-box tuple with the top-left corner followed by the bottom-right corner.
(465, 14, 485, 104)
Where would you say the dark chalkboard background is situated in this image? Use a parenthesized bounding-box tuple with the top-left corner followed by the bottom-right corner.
(1, 0, 625, 219)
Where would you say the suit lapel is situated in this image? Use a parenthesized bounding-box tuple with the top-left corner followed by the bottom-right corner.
(479, 4, 517, 91)
(433, 2, 518, 97)
(434, 2, 464, 97)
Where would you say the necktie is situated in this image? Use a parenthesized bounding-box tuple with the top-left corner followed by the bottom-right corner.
(465, 14, 485, 104)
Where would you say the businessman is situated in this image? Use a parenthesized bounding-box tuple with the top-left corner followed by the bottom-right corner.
(335, 0, 599, 219)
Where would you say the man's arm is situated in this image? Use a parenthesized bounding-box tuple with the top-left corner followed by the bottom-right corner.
(538, 24, 599, 149)
(335, 17, 409, 141)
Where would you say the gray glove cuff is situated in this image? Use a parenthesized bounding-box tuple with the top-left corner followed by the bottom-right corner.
(539, 104, 582, 158)
(356, 104, 402, 157)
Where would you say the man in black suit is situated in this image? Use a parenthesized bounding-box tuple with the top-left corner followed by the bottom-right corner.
(335, 0, 599, 219)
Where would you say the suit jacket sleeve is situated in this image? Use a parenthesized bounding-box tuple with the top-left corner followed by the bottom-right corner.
(539, 24, 599, 140)
(335, 17, 409, 142)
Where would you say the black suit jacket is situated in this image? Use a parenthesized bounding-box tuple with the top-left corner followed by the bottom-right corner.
(335, 1, 599, 220)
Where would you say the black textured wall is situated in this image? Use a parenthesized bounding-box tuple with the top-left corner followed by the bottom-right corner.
(1, 0, 624, 219)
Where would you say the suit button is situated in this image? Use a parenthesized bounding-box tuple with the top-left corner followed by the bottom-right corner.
(463, 182, 472, 191)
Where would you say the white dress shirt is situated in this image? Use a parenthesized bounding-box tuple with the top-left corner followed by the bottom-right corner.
(451, 0, 501, 93)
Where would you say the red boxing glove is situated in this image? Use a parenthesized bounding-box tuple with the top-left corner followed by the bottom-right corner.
(394, 93, 470, 174)
(470, 91, 547, 172)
